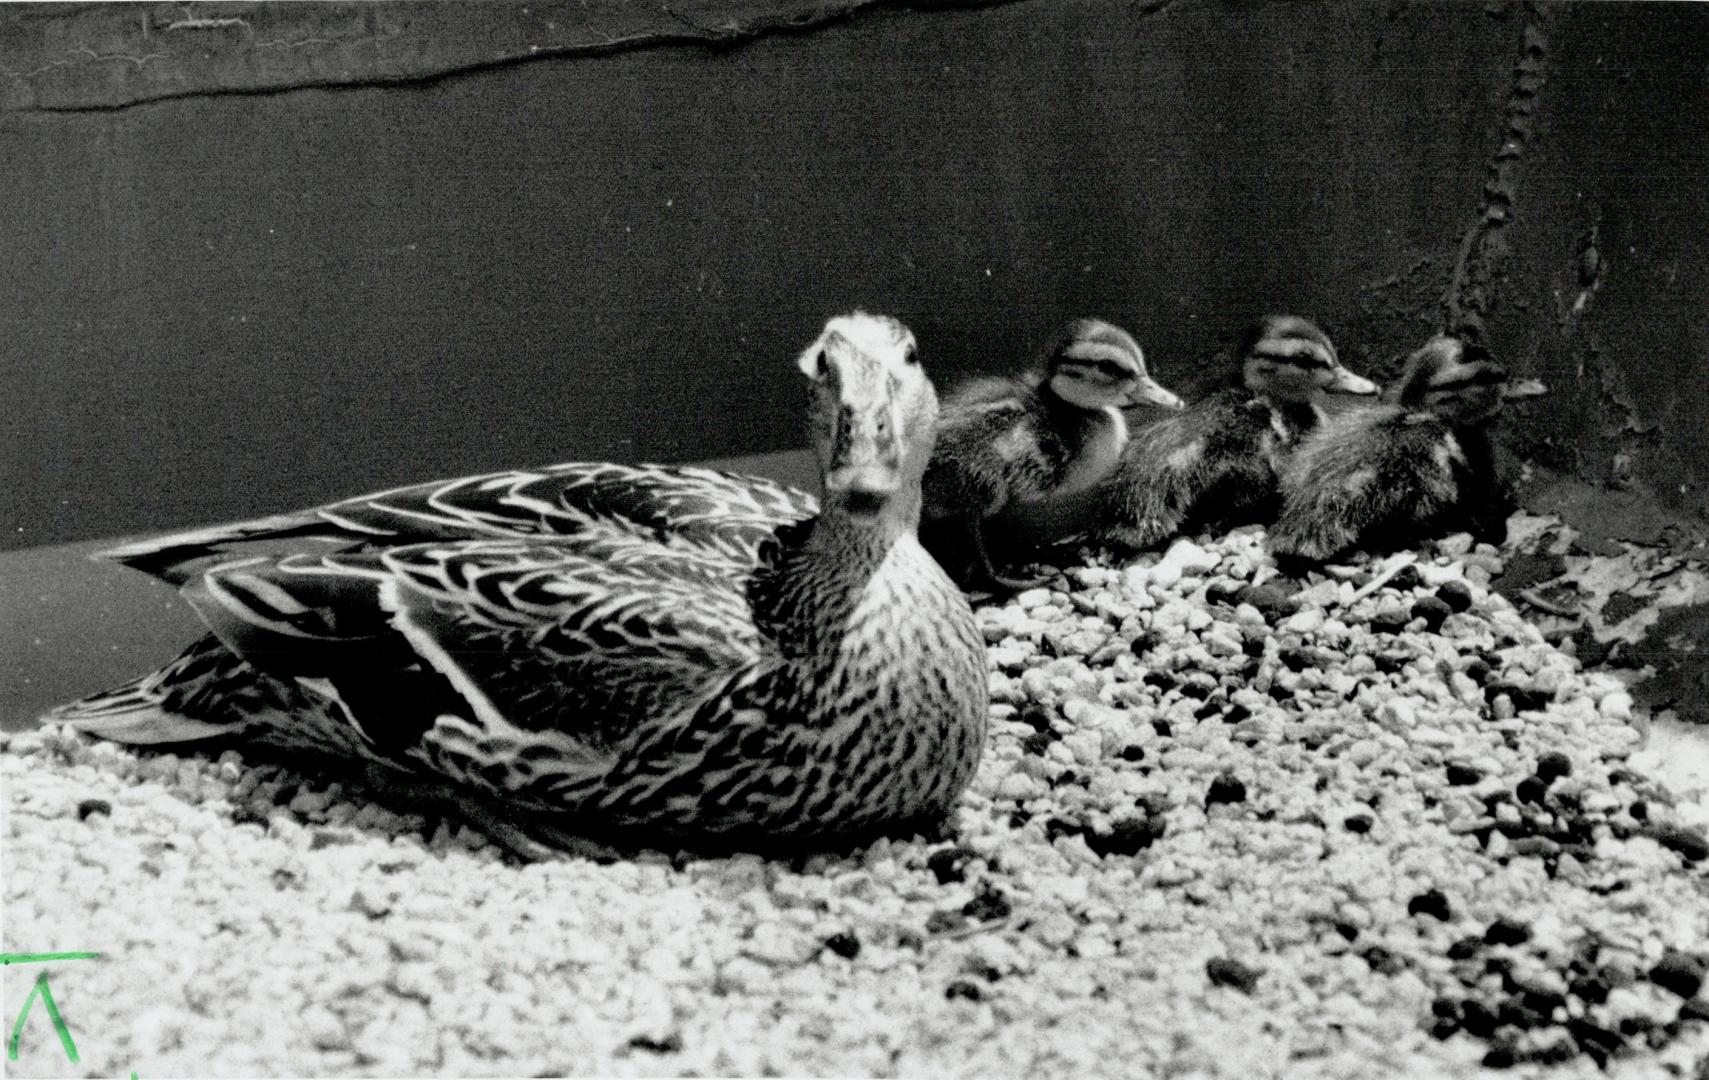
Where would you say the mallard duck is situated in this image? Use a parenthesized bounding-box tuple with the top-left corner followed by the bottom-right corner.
(1268, 334, 1547, 564)
(46, 313, 990, 855)
(919, 317, 1183, 589)
(1092, 314, 1378, 552)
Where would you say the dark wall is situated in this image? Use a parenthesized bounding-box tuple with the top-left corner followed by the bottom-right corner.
(3, 0, 1706, 550)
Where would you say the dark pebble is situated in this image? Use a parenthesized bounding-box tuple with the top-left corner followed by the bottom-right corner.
(1193, 700, 1222, 721)
(1371, 610, 1411, 634)
(1437, 580, 1475, 613)
(1569, 975, 1611, 1006)
(1644, 823, 1709, 862)
(1021, 732, 1054, 757)
(1630, 800, 1649, 821)
(1361, 945, 1404, 975)
(1344, 812, 1374, 834)
(823, 931, 861, 960)
(1485, 917, 1532, 946)
(1118, 744, 1146, 762)
(626, 1032, 683, 1055)
(1334, 922, 1360, 941)
(1206, 582, 1243, 605)
(1278, 648, 1311, 673)
(1236, 583, 1297, 618)
(1463, 657, 1492, 685)
(1178, 680, 1214, 701)
(1535, 751, 1573, 784)
(926, 910, 966, 934)
(1408, 889, 1453, 921)
(1481, 1044, 1518, 1069)
(76, 798, 112, 821)
(1516, 776, 1548, 804)
(1205, 773, 1247, 807)
(1460, 999, 1499, 1037)
(1223, 703, 1252, 725)
(1242, 636, 1267, 658)
(1389, 563, 1424, 591)
(944, 980, 983, 1001)
(1083, 816, 1166, 857)
(1412, 596, 1454, 632)
(1044, 818, 1081, 843)
(1446, 764, 1482, 786)
(1648, 950, 1707, 998)
(1430, 996, 1461, 1020)
(962, 884, 1012, 922)
(1205, 957, 1262, 994)
(1566, 1018, 1624, 1065)
(1129, 629, 1163, 655)
(926, 846, 973, 885)
(1143, 671, 1178, 691)
(1018, 704, 1056, 734)
(1373, 653, 1408, 674)
(1679, 998, 1709, 1024)
(1152, 719, 1173, 738)
(1053, 769, 1080, 787)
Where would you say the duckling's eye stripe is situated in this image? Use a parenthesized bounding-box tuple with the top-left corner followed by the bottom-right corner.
(1062, 342, 1135, 369)
(1251, 346, 1332, 370)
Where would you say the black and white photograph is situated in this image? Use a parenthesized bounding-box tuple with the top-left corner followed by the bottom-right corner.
(3, 0, 1708, 1076)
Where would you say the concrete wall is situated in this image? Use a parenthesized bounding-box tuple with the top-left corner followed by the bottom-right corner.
(3, 0, 1705, 550)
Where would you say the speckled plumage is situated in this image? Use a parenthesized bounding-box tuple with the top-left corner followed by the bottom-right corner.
(920, 318, 1179, 588)
(1269, 335, 1541, 563)
(1093, 315, 1376, 552)
(50, 314, 989, 851)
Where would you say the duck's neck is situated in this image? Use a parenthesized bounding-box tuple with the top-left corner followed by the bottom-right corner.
(755, 489, 922, 654)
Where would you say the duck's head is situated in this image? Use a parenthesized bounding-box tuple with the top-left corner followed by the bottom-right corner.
(797, 312, 936, 523)
(1387, 336, 1549, 424)
(1043, 318, 1184, 412)
(1239, 315, 1378, 404)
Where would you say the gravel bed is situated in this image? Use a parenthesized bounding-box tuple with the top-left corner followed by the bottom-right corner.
(5, 521, 1709, 1078)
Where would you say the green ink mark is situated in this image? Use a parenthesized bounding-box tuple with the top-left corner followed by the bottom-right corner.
(0, 952, 101, 966)
(7, 972, 79, 1063)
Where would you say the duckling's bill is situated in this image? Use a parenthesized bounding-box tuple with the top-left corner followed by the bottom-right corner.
(1124, 375, 1185, 410)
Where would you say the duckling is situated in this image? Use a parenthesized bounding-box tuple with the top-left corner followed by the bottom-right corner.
(1269, 334, 1548, 564)
(47, 313, 990, 856)
(920, 317, 1183, 589)
(1093, 314, 1378, 552)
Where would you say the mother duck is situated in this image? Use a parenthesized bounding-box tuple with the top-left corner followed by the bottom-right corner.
(48, 313, 989, 855)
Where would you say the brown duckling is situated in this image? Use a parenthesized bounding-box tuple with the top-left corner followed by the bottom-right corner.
(920, 318, 1183, 590)
(1093, 314, 1378, 552)
(1268, 334, 1547, 564)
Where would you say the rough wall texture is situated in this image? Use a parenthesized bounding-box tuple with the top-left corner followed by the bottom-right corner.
(2, 0, 1705, 549)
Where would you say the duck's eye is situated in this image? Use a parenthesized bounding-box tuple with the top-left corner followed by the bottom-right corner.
(903, 342, 920, 366)
(814, 349, 830, 378)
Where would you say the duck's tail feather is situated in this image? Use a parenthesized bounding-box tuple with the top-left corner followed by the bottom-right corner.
(43, 679, 236, 745)
(43, 634, 257, 746)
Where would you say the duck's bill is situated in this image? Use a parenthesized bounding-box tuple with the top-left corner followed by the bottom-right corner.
(1326, 368, 1380, 396)
(1502, 378, 1549, 400)
(824, 464, 901, 515)
(1124, 378, 1185, 411)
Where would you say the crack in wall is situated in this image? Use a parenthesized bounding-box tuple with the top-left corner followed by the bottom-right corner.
(0, 0, 1042, 115)
(1442, 3, 1550, 343)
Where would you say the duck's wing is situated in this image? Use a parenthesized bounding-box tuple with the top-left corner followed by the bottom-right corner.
(1271, 408, 1455, 560)
(924, 383, 1061, 512)
(63, 536, 773, 803)
(101, 462, 818, 586)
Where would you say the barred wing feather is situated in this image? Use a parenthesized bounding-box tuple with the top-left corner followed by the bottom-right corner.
(101, 462, 819, 583)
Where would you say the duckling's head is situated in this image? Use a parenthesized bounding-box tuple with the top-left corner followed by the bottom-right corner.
(1043, 318, 1184, 412)
(1387, 336, 1548, 424)
(797, 312, 937, 523)
(1239, 315, 1378, 404)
